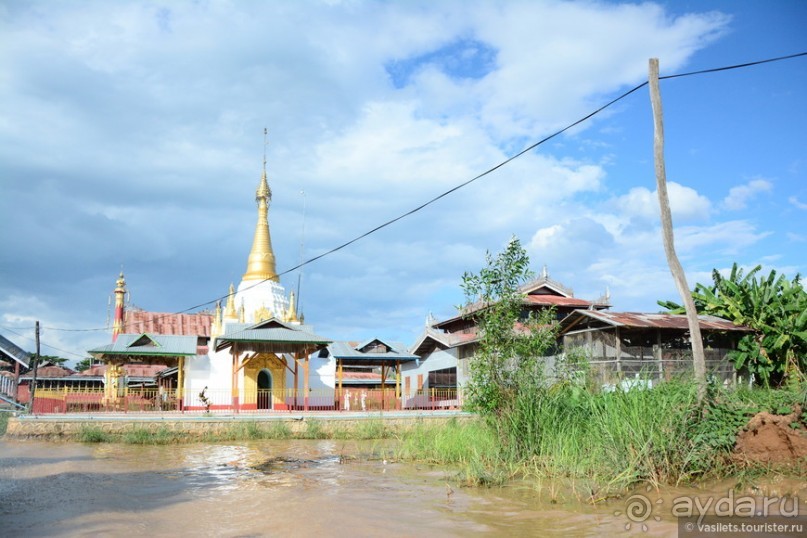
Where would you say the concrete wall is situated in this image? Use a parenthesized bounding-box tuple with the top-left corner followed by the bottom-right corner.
(3, 412, 473, 440)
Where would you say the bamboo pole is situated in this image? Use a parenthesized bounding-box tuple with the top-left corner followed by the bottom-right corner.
(649, 58, 707, 401)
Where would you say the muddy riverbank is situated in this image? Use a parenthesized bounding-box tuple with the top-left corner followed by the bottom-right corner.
(1, 438, 805, 537)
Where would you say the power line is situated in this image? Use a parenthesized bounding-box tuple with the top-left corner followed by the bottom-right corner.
(0, 324, 87, 359)
(34, 50, 807, 338)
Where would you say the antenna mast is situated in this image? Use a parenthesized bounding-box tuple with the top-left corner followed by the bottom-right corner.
(296, 189, 307, 316)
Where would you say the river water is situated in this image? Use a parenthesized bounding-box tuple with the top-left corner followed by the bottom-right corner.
(1, 439, 803, 537)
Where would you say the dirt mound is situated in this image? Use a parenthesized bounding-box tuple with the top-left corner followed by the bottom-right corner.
(734, 405, 807, 464)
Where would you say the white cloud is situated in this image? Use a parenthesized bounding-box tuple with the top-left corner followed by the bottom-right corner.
(722, 178, 773, 210)
(4, 1, 801, 362)
(789, 196, 807, 210)
(613, 182, 712, 223)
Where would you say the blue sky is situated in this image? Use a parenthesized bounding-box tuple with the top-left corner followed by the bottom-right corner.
(1, 0, 805, 364)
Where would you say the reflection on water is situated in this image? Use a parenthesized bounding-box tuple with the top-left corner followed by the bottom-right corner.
(0, 439, 703, 537)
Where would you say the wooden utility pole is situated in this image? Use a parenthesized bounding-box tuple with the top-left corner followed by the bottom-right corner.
(649, 58, 707, 401)
(29, 321, 41, 412)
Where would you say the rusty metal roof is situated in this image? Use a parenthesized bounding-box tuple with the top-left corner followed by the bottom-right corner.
(123, 310, 213, 337)
(561, 310, 753, 332)
(20, 365, 75, 378)
(523, 295, 594, 307)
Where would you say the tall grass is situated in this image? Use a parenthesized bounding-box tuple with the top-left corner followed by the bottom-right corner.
(0, 412, 9, 436)
(398, 379, 807, 495)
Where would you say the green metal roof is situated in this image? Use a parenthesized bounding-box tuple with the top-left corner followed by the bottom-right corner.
(327, 341, 419, 365)
(215, 319, 332, 353)
(88, 333, 198, 358)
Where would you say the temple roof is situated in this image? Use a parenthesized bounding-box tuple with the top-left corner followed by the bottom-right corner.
(0, 333, 31, 368)
(88, 333, 199, 358)
(559, 310, 754, 334)
(215, 318, 331, 354)
(123, 310, 213, 337)
(326, 340, 419, 365)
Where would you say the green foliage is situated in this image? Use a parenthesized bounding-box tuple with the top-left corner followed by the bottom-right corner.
(0, 413, 8, 436)
(401, 381, 805, 494)
(334, 419, 390, 440)
(73, 358, 94, 372)
(34, 355, 69, 367)
(77, 425, 110, 443)
(123, 426, 176, 445)
(659, 263, 807, 386)
(460, 237, 558, 415)
(300, 419, 325, 439)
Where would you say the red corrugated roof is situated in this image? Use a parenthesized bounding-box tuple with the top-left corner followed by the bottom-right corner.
(343, 372, 382, 380)
(523, 295, 593, 307)
(564, 310, 753, 332)
(28, 365, 76, 378)
(77, 364, 169, 377)
(123, 310, 212, 337)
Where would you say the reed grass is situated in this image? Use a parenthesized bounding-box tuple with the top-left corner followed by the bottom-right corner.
(397, 380, 807, 495)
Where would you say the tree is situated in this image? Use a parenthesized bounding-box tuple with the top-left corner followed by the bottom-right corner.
(74, 357, 94, 372)
(35, 354, 69, 367)
(659, 263, 807, 386)
(460, 237, 558, 415)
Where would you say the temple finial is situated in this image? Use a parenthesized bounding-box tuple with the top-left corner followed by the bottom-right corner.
(243, 129, 279, 282)
(112, 271, 127, 342)
(225, 283, 237, 319)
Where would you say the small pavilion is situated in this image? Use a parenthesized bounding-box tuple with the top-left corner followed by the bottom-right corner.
(214, 318, 332, 411)
(88, 333, 197, 408)
(324, 339, 419, 410)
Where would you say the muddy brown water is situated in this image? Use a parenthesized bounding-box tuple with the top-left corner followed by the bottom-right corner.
(1, 439, 804, 537)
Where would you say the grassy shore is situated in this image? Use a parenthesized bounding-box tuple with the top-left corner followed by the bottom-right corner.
(396, 380, 806, 496)
(69, 417, 400, 444)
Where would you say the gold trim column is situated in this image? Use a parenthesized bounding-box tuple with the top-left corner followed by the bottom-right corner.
(177, 356, 185, 411)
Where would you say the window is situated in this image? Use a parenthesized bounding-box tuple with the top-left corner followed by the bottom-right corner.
(427, 367, 457, 389)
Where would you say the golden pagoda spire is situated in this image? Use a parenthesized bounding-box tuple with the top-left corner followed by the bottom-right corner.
(112, 271, 127, 341)
(211, 300, 223, 337)
(242, 129, 279, 282)
(285, 291, 299, 323)
(224, 283, 237, 319)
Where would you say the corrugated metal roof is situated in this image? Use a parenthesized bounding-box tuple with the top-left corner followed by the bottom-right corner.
(327, 341, 419, 363)
(123, 310, 213, 337)
(21, 365, 75, 378)
(561, 310, 753, 332)
(76, 364, 170, 377)
(523, 295, 594, 307)
(215, 322, 331, 354)
(88, 333, 198, 357)
(0, 333, 31, 367)
(220, 328, 331, 345)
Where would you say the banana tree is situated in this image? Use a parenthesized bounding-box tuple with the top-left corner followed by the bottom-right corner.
(659, 263, 806, 386)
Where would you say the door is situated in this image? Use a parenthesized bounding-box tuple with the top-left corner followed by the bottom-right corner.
(257, 369, 272, 410)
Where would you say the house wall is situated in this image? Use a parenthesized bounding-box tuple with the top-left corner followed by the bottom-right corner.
(562, 329, 737, 385)
(402, 346, 459, 396)
(183, 347, 335, 409)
